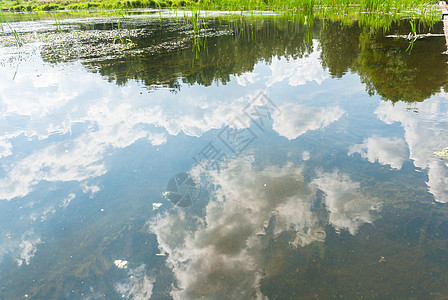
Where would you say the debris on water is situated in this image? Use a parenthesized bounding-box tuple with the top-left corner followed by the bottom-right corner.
(386, 33, 445, 40)
(0, 29, 141, 62)
(114, 259, 128, 269)
(433, 147, 448, 159)
(152, 202, 163, 211)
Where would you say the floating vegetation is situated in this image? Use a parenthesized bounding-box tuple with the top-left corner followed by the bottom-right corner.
(384, 20, 446, 53)
(40, 31, 138, 62)
(8, 13, 437, 98)
(386, 32, 445, 40)
(114, 259, 129, 269)
(434, 147, 448, 159)
(0, 29, 140, 61)
(152, 202, 163, 210)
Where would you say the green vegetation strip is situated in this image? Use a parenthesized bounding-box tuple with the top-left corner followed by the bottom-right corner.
(0, 0, 442, 15)
(2, 0, 185, 12)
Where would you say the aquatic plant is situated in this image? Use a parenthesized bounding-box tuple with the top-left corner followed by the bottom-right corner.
(10, 27, 21, 46)
(405, 19, 418, 53)
(53, 12, 63, 32)
(434, 147, 448, 159)
(0, 0, 442, 16)
(0, 11, 22, 46)
(193, 0, 438, 15)
(112, 12, 134, 46)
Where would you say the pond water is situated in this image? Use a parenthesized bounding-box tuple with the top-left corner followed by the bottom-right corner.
(1, 10, 448, 299)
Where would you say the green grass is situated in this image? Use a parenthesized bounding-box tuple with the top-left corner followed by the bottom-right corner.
(0, 0, 190, 12)
(0, 0, 442, 16)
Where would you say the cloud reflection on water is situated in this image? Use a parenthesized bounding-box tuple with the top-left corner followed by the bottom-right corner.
(0, 44, 340, 202)
(375, 94, 448, 203)
(0, 34, 446, 299)
(348, 136, 408, 170)
(149, 157, 379, 299)
(272, 104, 345, 140)
(266, 46, 329, 87)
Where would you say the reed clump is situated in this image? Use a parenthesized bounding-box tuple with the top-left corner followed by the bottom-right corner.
(190, 0, 438, 16)
(0, 0, 441, 15)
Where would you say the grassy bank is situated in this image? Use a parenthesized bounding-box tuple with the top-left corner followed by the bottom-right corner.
(0, 0, 189, 12)
(0, 0, 441, 14)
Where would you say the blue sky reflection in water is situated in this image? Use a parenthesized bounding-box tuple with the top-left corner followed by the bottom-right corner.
(0, 14, 448, 299)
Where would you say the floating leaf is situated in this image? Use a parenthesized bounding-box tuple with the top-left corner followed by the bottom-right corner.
(433, 147, 448, 158)
(114, 259, 128, 269)
(152, 202, 163, 211)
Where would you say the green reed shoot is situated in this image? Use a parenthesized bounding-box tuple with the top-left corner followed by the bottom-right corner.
(53, 12, 62, 33)
(114, 19, 125, 43)
(406, 19, 417, 54)
(114, 12, 133, 45)
(11, 28, 21, 46)
(0, 12, 22, 47)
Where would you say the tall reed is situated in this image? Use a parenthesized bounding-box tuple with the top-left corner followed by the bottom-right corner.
(53, 12, 62, 32)
(0, 11, 23, 47)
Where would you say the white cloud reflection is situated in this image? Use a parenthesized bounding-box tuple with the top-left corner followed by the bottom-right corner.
(0, 136, 13, 158)
(15, 236, 41, 267)
(149, 158, 378, 299)
(272, 104, 345, 140)
(0, 228, 41, 266)
(114, 265, 154, 300)
(266, 44, 329, 87)
(348, 136, 408, 170)
(0, 136, 108, 200)
(0, 233, 15, 264)
(312, 172, 380, 235)
(0, 47, 339, 202)
(60, 193, 76, 209)
(375, 94, 448, 203)
(1, 50, 288, 201)
(236, 71, 259, 86)
(29, 206, 56, 222)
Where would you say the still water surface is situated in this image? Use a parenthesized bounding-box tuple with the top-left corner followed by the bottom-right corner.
(0, 11, 448, 299)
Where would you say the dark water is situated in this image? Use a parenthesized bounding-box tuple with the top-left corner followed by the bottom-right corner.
(0, 11, 448, 299)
